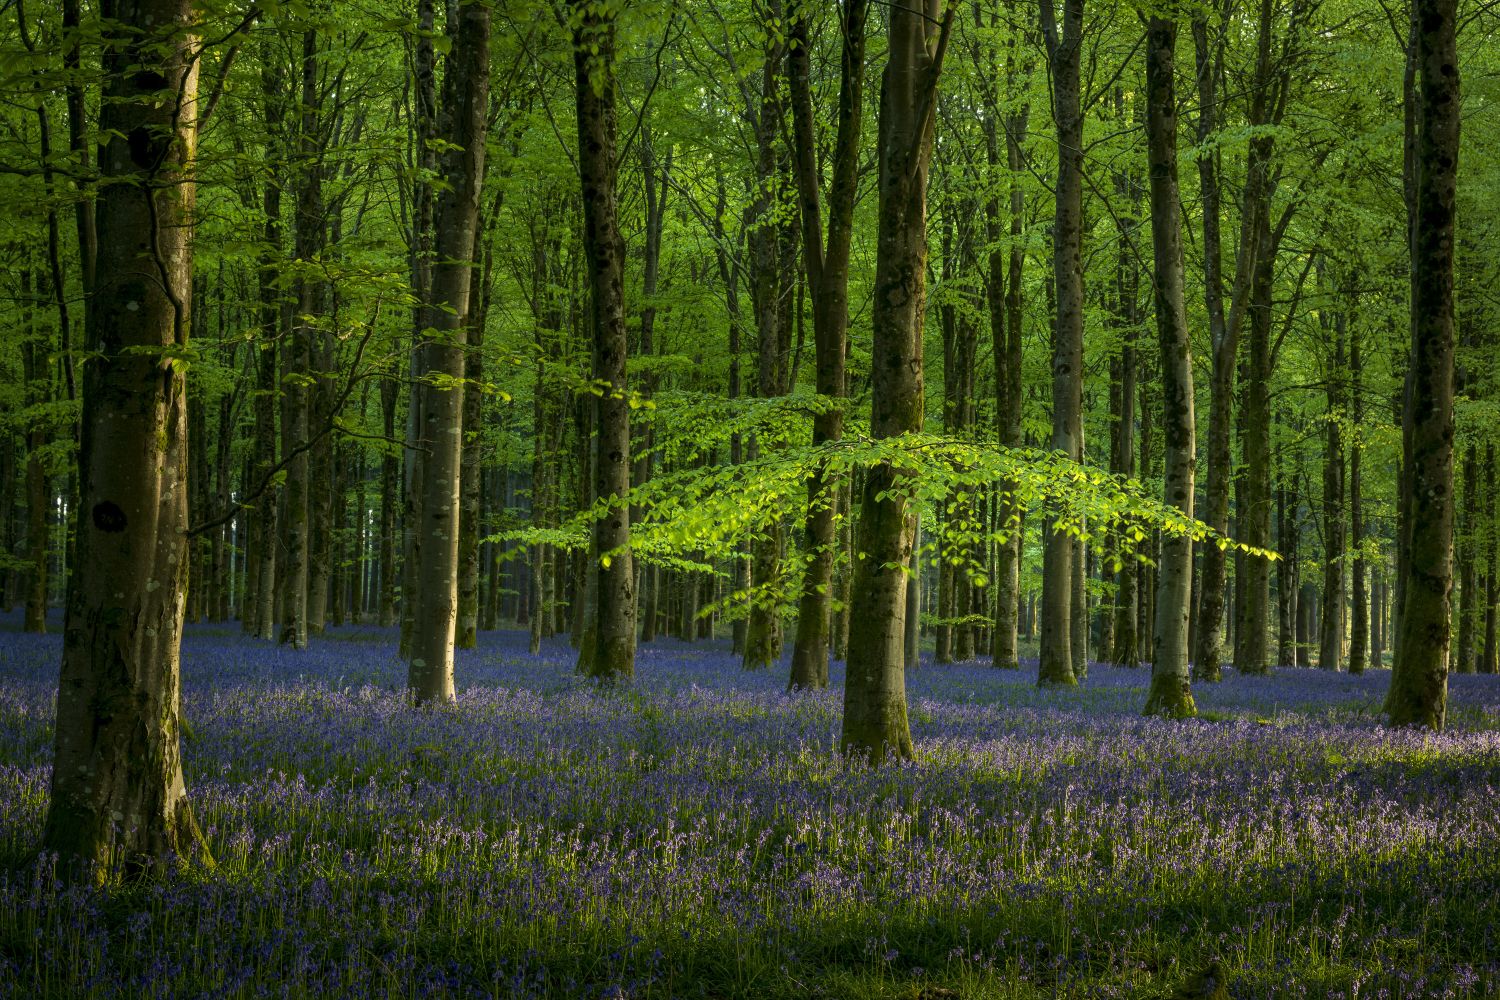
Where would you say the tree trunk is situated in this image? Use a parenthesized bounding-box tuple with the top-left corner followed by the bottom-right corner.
(841, 0, 953, 763)
(1037, 0, 1084, 688)
(988, 38, 1028, 671)
(1456, 442, 1477, 674)
(1141, 15, 1197, 719)
(457, 217, 494, 650)
(904, 512, 922, 670)
(278, 29, 324, 652)
(1275, 443, 1298, 667)
(788, 0, 866, 689)
(1387, 0, 1458, 728)
(743, 32, 787, 672)
(1484, 444, 1498, 674)
(1232, 204, 1274, 677)
(44, 0, 206, 874)
(572, 1, 635, 681)
(20, 323, 48, 635)
(1349, 326, 1368, 675)
(407, 0, 490, 702)
(1319, 306, 1346, 672)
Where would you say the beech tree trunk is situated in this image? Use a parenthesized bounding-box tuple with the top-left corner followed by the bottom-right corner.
(1456, 442, 1478, 674)
(20, 325, 48, 635)
(1142, 14, 1197, 720)
(988, 33, 1028, 671)
(841, 0, 953, 763)
(1387, 0, 1458, 728)
(787, 0, 866, 690)
(44, 0, 206, 874)
(1037, 0, 1084, 687)
(743, 29, 787, 672)
(457, 213, 494, 650)
(572, 1, 635, 680)
(1319, 306, 1346, 672)
(1349, 326, 1368, 675)
(278, 29, 324, 652)
(407, 0, 490, 702)
(1484, 444, 1498, 674)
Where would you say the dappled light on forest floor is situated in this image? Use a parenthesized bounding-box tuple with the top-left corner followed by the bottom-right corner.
(1, 619, 1497, 998)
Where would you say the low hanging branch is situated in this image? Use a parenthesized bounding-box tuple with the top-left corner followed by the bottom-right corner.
(490, 425, 1280, 582)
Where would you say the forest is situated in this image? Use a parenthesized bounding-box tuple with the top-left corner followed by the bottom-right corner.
(0, 0, 1497, 996)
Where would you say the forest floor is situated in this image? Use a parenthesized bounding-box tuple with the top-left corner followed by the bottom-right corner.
(1, 615, 1498, 999)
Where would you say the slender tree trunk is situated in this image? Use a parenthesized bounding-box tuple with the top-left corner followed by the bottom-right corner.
(378, 375, 399, 627)
(1484, 444, 1498, 674)
(1349, 326, 1368, 675)
(1276, 442, 1298, 666)
(407, 1, 490, 702)
(572, 1, 635, 680)
(1232, 207, 1274, 676)
(457, 218, 494, 650)
(1387, 0, 1458, 728)
(904, 512, 922, 670)
(1190, 14, 1234, 683)
(44, 0, 207, 874)
(788, 0, 866, 689)
(1320, 308, 1346, 671)
(1456, 442, 1477, 674)
(989, 44, 1028, 671)
(1141, 15, 1197, 719)
(1, 431, 15, 612)
(20, 324, 48, 635)
(743, 32, 787, 672)
(1109, 319, 1139, 667)
(278, 29, 324, 652)
(1037, 0, 1084, 687)
(841, 0, 953, 763)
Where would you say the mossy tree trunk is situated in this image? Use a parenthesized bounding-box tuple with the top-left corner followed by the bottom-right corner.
(44, 0, 207, 876)
(1142, 12, 1197, 720)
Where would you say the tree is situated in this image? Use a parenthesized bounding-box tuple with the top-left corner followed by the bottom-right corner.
(1037, 0, 1084, 687)
(840, 0, 955, 763)
(1141, 10, 1197, 720)
(787, 0, 868, 690)
(406, 0, 492, 703)
(572, 0, 635, 681)
(1386, 0, 1459, 729)
(44, 0, 207, 874)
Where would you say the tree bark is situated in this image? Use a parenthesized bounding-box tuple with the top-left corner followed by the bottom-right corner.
(1319, 304, 1346, 672)
(572, 0, 635, 681)
(743, 27, 787, 672)
(20, 320, 48, 635)
(1349, 325, 1368, 675)
(841, 0, 953, 763)
(988, 34, 1029, 671)
(44, 0, 206, 874)
(1142, 14, 1197, 720)
(1387, 0, 1458, 728)
(457, 213, 494, 650)
(1037, 0, 1084, 688)
(788, 0, 867, 690)
(1484, 444, 1498, 674)
(407, 0, 490, 702)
